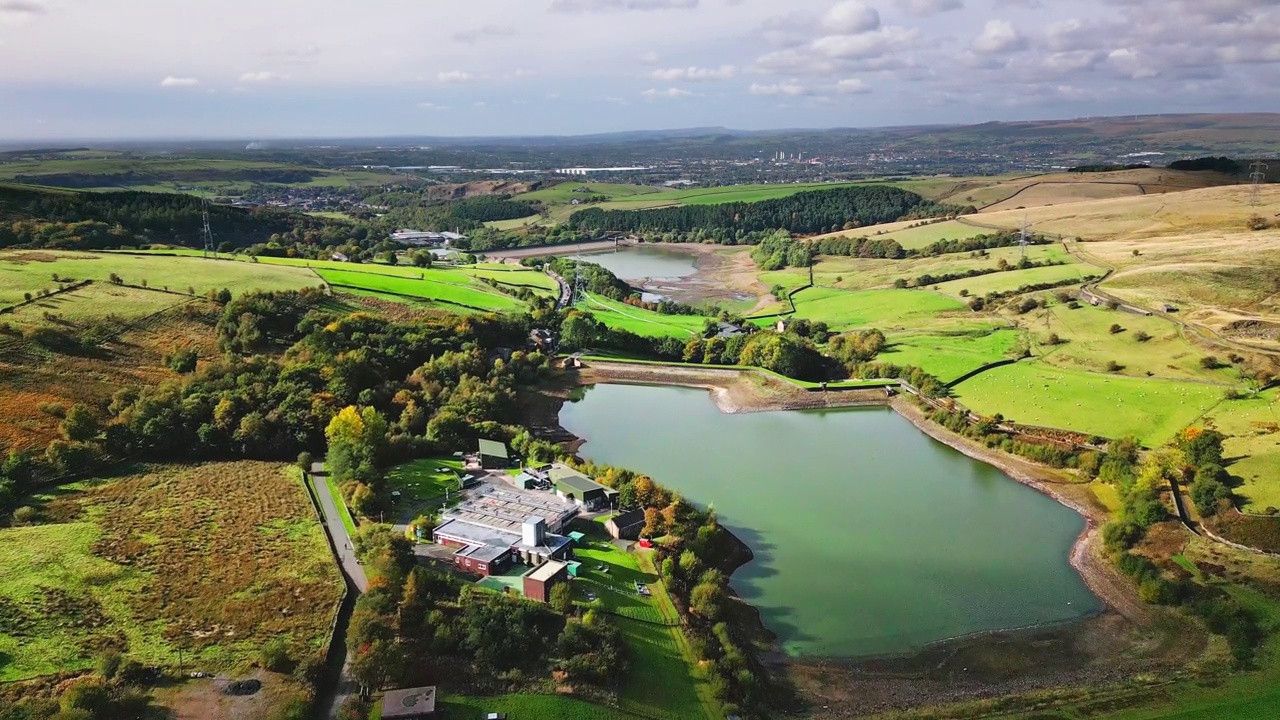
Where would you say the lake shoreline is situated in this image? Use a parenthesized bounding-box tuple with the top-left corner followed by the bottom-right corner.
(528, 365, 1164, 716)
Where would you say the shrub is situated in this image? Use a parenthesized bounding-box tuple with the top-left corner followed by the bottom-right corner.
(1200, 356, 1226, 370)
(12, 506, 39, 524)
(259, 638, 292, 672)
(1106, 360, 1123, 372)
(1109, 323, 1124, 334)
(1046, 333, 1063, 345)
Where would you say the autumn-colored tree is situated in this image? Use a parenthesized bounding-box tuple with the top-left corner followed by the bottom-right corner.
(641, 507, 664, 538)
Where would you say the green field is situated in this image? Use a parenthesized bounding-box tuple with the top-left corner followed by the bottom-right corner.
(0, 463, 341, 682)
(514, 182, 671, 204)
(1203, 391, 1280, 512)
(581, 292, 711, 338)
(785, 287, 967, 331)
(1026, 302, 1241, 383)
(865, 219, 992, 250)
(932, 263, 1098, 299)
(4, 281, 189, 325)
(0, 155, 404, 191)
(315, 268, 526, 312)
(881, 328, 1022, 383)
(953, 362, 1228, 444)
(0, 250, 319, 305)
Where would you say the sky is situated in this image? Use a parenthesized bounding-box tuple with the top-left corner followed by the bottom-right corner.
(1, 0, 1278, 140)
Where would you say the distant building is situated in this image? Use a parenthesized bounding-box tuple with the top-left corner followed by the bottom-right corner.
(605, 509, 646, 540)
(478, 439, 511, 469)
(523, 560, 569, 603)
(716, 321, 746, 339)
(389, 229, 466, 246)
(433, 482, 578, 570)
(381, 686, 437, 719)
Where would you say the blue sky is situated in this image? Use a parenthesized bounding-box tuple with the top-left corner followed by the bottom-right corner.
(1, 0, 1278, 140)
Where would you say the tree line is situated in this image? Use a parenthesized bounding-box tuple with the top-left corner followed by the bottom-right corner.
(568, 186, 971, 236)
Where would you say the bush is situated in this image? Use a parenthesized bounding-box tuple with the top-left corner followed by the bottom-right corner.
(1106, 360, 1123, 372)
(1109, 323, 1124, 334)
(259, 638, 292, 672)
(1200, 355, 1226, 370)
(1134, 330, 1152, 342)
(12, 506, 39, 524)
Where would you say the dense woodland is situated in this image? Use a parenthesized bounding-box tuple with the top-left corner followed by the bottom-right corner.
(0, 185, 339, 250)
(568, 186, 971, 237)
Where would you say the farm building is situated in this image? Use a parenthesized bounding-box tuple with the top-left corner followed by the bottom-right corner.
(523, 560, 569, 604)
(381, 686, 437, 718)
(605, 509, 647, 540)
(477, 439, 511, 469)
(549, 466, 616, 509)
(450, 543, 513, 578)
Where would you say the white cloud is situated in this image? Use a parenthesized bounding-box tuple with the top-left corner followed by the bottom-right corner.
(650, 64, 737, 81)
(0, 0, 43, 25)
(902, 0, 963, 17)
(822, 1, 880, 34)
(159, 76, 199, 87)
(641, 86, 695, 99)
(971, 19, 1027, 54)
(239, 71, 284, 83)
(437, 70, 475, 83)
(419, 102, 448, 110)
(639, 51, 661, 65)
(749, 80, 807, 96)
(550, 0, 697, 13)
(811, 26, 919, 61)
(512, 68, 537, 78)
(836, 77, 871, 93)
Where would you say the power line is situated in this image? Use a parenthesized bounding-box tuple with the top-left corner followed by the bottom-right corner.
(1249, 161, 1268, 207)
(201, 198, 215, 258)
(1019, 216, 1031, 261)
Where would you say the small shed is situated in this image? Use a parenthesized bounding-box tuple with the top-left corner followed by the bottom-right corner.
(381, 686, 437, 719)
(523, 560, 569, 604)
(478, 439, 511, 469)
(565, 560, 583, 578)
(605, 509, 646, 540)
(512, 472, 538, 490)
(567, 531, 586, 545)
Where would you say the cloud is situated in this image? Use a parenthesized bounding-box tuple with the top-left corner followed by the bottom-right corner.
(822, 1, 880, 34)
(641, 86, 695, 99)
(550, 0, 697, 13)
(159, 76, 199, 87)
(0, 0, 44, 25)
(836, 78, 871, 93)
(749, 81, 807, 96)
(639, 51, 661, 65)
(902, 0, 963, 17)
(437, 70, 475, 83)
(451, 24, 518, 43)
(811, 26, 919, 61)
(512, 68, 537, 78)
(239, 71, 284, 83)
(650, 64, 737, 81)
(418, 102, 448, 110)
(971, 19, 1027, 54)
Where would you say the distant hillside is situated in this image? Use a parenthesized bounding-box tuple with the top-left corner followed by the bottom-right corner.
(0, 183, 340, 250)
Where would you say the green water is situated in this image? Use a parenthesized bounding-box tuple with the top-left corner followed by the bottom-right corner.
(576, 245, 697, 281)
(560, 384, 1102, 657)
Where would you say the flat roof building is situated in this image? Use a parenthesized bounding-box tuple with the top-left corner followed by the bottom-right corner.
(478, 439, 510, 469)
(549, 466, 616, 509)
(433, 482, 578, 570)
(381, 686, 437, 719)
(523, 560, 569, 603)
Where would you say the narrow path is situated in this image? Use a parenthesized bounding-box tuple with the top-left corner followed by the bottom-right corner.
(311, 472, 368, 719)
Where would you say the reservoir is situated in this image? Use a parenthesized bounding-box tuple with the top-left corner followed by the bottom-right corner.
(575, 245, 697, 282)
(559, 383, 1101, 657)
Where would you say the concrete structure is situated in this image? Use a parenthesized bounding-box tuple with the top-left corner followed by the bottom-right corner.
(381, 686, 437, 718)
(389, 229, 465, 246)
(605, 509, 647, 540)
(433, 482, 578, 571)
(478, 439, 510, 469)
(549, 466, 615, 510)
(523, 560, 569, 603)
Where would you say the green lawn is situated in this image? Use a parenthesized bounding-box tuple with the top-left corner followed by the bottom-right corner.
(515, 182, 671, 204)
(315, 268, 525, 312)
(1203, 391, 1280, 512)
(437, 693, 656, 720)
(461, 266, 559, 294)
(880, 328, 1022, 383)
(0, 249, 319, 306)
(786, 287, 967, 331)
(385, 458, 467, 506)
(570, 535, 672, 625)
(320, 475, 357, 538)
(932, 263, 1099, 299)
(4, 281, 189, 325)
(580, 292, 711, 338)
(953, 362, 1228, 445)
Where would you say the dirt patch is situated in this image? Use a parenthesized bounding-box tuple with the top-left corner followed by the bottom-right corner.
(423, 180, 539, 202)
(157, 671, 309, 720)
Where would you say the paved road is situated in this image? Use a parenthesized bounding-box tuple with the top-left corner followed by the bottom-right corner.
(311, 473, 368, 719)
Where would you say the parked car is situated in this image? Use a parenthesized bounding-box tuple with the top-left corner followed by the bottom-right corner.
(485, 714, 508, 720)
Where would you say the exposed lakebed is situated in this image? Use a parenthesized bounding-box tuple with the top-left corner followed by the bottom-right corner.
(560, 383, 1102, 657)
